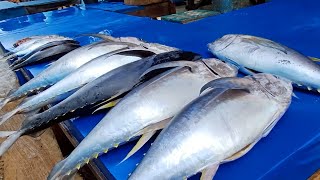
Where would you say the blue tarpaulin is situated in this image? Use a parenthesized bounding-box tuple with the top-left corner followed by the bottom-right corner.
(0, 0, 319, 179)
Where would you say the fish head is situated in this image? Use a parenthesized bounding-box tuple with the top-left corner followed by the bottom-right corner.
(251, 73, 293, 103)
(208, 34, 239, 54)
(202, 58, 238, 78)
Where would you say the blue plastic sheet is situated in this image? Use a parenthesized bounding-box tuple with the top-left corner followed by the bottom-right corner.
(0, 1, 319, 179)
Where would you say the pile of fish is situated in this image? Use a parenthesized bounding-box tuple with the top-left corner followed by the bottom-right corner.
(1, 35, 81, 70)
(2, 33, 320, 180)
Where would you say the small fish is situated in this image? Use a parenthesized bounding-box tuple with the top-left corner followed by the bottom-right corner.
(0, 49, 154, 125)
(10, 40, 80, 70)
(208, 34, 320, 92)
(130, 73, 292, 179)
(47, 58, 237, 180)
(0, 51, 201, 157)
(81, 34, 178, 54)
(0, 41, 135, 110)
(1, 35, 74, 62)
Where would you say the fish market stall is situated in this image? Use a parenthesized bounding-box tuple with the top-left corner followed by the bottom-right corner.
(0, 0, 319, 179)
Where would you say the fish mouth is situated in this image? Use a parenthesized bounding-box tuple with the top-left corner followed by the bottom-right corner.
(208, 34, 238, 52)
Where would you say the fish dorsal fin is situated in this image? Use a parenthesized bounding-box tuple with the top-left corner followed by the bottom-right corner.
(92, 99, 121, 114)
(200, 164, 219, 180)
(309, 56, 320, 62)
(200, 77, 252, 95)
(120, 131, 156, 163)
(140, 61, 199, 80)
(223, 141, 258, 163)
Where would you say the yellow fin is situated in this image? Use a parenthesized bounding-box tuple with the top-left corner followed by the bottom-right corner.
(114, 143, 119, 148)
(92, 99, 121, 114)
(309, 56, 320, 62)
(119, 131, 156, 164)
(104, 149, 109, 153)
(76, 164, 81, 170)
(93, 153, 99, 159)
(92, 91, 124, 110)
(200, 164, 219, 180)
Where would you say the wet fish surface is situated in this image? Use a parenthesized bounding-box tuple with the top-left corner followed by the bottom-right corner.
(0, 49, 155, 125)
(130, 73, 292, 180)
(0, 41, 135, 109)
(208, 34, 320, 91)
(0, 51, 201, 158)
(47, 58, 238, 179)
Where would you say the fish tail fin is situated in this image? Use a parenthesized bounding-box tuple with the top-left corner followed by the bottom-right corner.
(47, 159, 74, 180)
(0, 108, 20, 126)
(0, 130, 23, 156)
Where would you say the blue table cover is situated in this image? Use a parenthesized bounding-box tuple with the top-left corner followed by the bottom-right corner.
(0, 0, 319, 179)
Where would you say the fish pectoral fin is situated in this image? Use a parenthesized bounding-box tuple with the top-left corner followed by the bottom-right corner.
(262, 117, 280, 138)
(223, 142, 258, 163)
(92, 99, 121, 114)
(139, 61, 199, 80)
(120, 131, 157, 164)
(134, 118, 172, 137)
(28, 129, 47, 138)
(309, 56, 320, 62)
(200, 164, 219, 180)
(200, 77, 252, 95)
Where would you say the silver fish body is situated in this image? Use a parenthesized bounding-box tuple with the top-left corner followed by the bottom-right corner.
(47, 58, 238, 180)
(0, 42, 133, 110)
(14, 36, 73, 56)
(130, 73, 292, 180)
(0, 49, 153, 125)
(11, 35, 69, 53)
(208, 34, 320, 90)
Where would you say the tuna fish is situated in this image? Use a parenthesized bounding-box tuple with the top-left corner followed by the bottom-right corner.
(10, 40, 80, 70)
(47, 58, 237, 180)
(0, 51, 201, 157)
(0, 49, 155, 125)
(1, 35, 74, 62)
(130, 73, 292, 180)
(208, 34, 320, 92)
(81, 34, 179, 54)
(0, 41, 136, 109)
